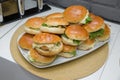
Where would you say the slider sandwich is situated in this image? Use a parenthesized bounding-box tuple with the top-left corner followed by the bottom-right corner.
(32, 33, 63, 57)
(78, 13, 110, 50)
(18, 33, 34, 50)
(28, 49, 56, 65)
(24, 17, 46, 35)
(63, 5, 92, 24)
(83, 14, 106, 40)
(62, 24, 89, 46)
(40, 18, 69, 34)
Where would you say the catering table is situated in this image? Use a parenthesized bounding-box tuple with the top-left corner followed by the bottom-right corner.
(0, 5, 120, 80)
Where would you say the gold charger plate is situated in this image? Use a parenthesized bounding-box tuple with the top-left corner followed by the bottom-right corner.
(10, 25, 109, 80)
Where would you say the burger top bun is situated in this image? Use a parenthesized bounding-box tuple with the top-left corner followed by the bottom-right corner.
(89, 13, 96, 19)
(25, 17, 46, 29)
(46, 12, 63, 19)
(33, 33, 61, 44)
(65, 25, 89, 40)
(63, 5, 88, 23)
(84, 15, 105, 32)
(45, 18, 69, 26)
(18, 33, 34, 50)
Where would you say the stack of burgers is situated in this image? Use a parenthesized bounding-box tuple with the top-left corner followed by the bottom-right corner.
(18, 5, 110, 65)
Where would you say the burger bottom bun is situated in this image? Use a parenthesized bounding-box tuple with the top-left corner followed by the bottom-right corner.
(40, 26, 65, 34)
(24, 26, 41, 35)
(96, 24, 110, 42)
(58, 52, 75, 58)
(61, 35, 81, 46)
(18, 33, 34, 50)
(78, 39, 96, 50)
(34, 42, 63, 56)
(28, 49, 56, 65)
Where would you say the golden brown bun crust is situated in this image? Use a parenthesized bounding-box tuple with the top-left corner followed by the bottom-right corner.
(78, 38, 95, 50)
(58, 44, 76, 58)
(83, 38, 95, 45)
(46, 12, 63, 19)
(64, 5, 88, 23)
(45, 18, 69, 26)
(25, 17, 46, 28)
(65, 25, 89, 40)
(33, 33, 61, 44)
(63, 44, 76, 52)
(89, 13, 96, 19)
(18, 33, 34, 50)
(97, 24, 110, 41)
(84, 15, 104, 32)
(30, 49, 56, 64)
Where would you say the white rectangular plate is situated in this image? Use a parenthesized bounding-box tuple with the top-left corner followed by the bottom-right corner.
(17, 33, 109, 68)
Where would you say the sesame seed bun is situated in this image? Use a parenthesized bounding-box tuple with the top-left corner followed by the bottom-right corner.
(18, 33, 34, 50)
(96, 24, 110, 41)
(46, 12, 63, 19)
(84, 15, 105, 32)
(24, 17, 46, 34)
(63, 5, 89, 23)
(29, 49, 56, 65)
(33, 33, 61, 44)
(65, 25, 89, 40)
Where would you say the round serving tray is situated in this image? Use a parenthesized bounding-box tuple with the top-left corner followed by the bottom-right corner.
(10, 25, 109, 80)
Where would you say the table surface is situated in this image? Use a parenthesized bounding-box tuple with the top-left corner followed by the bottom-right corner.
(0, 5, 120, 80)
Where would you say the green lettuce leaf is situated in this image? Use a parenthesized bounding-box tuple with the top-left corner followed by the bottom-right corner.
(73, 40, 81, 45)
(42, 23, 48, 27)
(84, 16, 92, 24)
(69, 50, 76, 56)
(89, 29, 104, 39)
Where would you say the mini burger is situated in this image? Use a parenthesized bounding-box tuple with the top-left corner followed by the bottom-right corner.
(63, 5, 92, 24)
(78, 38, 96, 50)
(58, 44, 77, 58)
(83, 15, 105, 40)
(32, 33, 63, 56)
(45, 12, 63, 19)
(40, 18, 69, 34)
(28, 49, 56, 65)
(61, 24, 89, 46)
(18, 33, 34, 50)
(24, 17, 46, 35)
(96, 24, 110, 42)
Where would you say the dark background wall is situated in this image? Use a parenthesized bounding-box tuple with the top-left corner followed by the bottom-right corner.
(46, 0, 120, 23)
